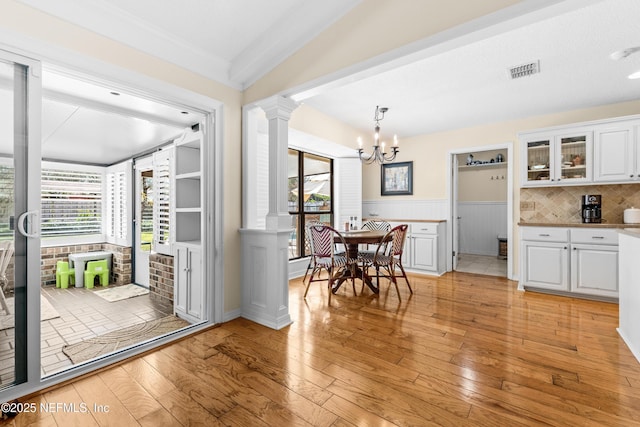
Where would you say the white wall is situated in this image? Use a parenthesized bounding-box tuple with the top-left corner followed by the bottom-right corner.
(458, 202, 507, 256)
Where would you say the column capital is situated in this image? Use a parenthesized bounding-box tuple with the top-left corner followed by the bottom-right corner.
(257, 96, 298, 121)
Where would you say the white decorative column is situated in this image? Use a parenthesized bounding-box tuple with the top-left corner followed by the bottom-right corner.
(240, 96, 297, 329)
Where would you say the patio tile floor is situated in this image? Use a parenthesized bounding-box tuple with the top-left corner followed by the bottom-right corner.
(0, 284, 173, 386)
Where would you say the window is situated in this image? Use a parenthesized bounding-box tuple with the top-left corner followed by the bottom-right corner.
(41, 168, 103, 237)
(0, 162, 103, 239)
(288, 150, 333, 259)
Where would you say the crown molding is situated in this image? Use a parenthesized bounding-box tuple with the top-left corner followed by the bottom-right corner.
(17, 0, 236, 88)
(17, 0, 360, 90)
(229, 0, 361, 89)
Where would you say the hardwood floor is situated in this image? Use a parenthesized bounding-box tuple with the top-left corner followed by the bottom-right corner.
(4, 271, 640, 426)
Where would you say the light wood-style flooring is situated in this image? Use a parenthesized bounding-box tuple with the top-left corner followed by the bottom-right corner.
(4, 272, 640, 426)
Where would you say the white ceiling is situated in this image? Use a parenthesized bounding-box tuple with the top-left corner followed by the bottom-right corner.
(0, 66, 202, 165)
(5, 0, 640, 166)
(304, 0, 640, 140)
(17, 0, 360, 89)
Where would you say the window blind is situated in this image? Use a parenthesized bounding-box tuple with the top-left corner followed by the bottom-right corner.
(116, 171, 127, 239)
(153, 148, 173, 255)
(105, 169, 128, 243)
(41, 168, 102, 237)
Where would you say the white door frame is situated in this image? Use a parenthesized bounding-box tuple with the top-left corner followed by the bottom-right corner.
(134, 155, 153, 287)
(0, 48, 43, 401)
(0, 39, 225, 403)
(446, 142, 514, 280)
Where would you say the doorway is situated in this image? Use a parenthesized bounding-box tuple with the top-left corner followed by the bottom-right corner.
(449, 143, 513, 279)
(134, 156, 153, 288)
(1, 51, 219, 402)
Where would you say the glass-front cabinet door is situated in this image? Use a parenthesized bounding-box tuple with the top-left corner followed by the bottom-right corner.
(524, 137, 552, 185)
(555, 132, 591, 184)
(522, 131, 592, 186)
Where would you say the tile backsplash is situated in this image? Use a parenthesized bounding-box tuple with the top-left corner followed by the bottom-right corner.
(520, 184, 640, 224)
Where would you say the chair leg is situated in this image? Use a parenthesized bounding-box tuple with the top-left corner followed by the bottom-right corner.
(350, 263, 357, 296)
(304, 264, 322, 298)
(303, 269, 314, 298)
(398, 262, 412, 293)
(390, 267, 401, 297)
(0, 287, 10, 315)
(85, 274, 94, 289)
(60, 273, 69, 289)
(327, 267, 334, 305)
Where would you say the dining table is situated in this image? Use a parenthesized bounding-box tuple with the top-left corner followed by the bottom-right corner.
(332, 229, 389, 294)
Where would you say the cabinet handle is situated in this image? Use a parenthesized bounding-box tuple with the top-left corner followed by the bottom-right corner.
(573, 247, 577, 250)
(592, 236, 605, 239)
(564, 246, 568, 250)
(631, 174, 634, 178)
(539, 233, 550, 237)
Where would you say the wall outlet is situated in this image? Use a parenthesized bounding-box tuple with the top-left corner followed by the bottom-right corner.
(521, 201, 535, 211)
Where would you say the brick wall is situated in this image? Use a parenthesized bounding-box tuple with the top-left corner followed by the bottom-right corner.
(3, 243, 132, 293)
(149, 253, 174, 306)
(102, 243, 132, 286)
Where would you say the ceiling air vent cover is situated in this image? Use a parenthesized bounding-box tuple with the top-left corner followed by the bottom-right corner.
(509, 61, 540, 79)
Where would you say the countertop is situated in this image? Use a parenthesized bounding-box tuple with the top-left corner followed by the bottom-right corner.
(618, 228, 640, 238)
(363, 218, 446, 223)
(518, 222, 640, 229)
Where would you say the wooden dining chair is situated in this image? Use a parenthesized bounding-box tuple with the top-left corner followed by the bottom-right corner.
(304, 224, 355, 304)
(359, 220, 391, 263)
(370, 224, 412, 297)
(302, 220, 322, 284)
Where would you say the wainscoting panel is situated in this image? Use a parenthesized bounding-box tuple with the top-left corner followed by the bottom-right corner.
(458, 202, 507, 256)
(362, 199, 449, 221)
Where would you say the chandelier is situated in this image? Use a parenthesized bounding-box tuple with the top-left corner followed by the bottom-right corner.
(357, 105, 399, 164)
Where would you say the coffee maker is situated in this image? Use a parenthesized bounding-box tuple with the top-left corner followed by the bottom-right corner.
(581, 195, 602, 223)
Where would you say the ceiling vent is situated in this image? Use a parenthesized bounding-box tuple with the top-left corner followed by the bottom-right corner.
(509, 61, 540, 79)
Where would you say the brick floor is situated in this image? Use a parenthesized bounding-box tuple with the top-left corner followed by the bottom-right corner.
(0, 285, 174, 386)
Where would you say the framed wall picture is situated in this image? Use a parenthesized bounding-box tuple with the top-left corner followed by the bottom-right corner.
(381, 161, 413, 195)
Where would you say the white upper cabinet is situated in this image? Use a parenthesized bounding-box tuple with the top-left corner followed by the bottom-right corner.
(593, 122, 639, 182)
(521, 130, 592, 187)
(521, 114, 640, 187)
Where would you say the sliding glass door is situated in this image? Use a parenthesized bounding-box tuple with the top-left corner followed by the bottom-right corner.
(0, 50, 42, 397)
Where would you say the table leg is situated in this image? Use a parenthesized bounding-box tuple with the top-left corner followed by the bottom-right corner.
(331, 243, 379, 294)
(75, 261, 85, 288)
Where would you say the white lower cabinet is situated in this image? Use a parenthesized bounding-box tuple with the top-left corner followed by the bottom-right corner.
(174, 244, 203, 322)
(570, 243, 618, 298)
(411, 234, 438, 271)
(391, 221, 446, 275)
(522, 241, 569, 291)
(520, 226, 618, 299)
